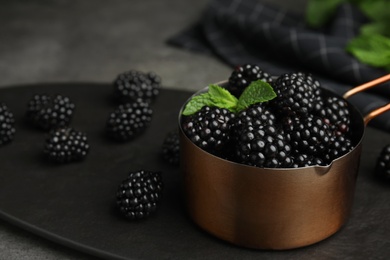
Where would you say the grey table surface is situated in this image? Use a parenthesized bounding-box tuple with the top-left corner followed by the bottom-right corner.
(0, 0, 318, 259)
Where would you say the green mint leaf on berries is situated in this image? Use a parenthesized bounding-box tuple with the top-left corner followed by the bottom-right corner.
(208, 84, 238, 112)
(182, 85, 238, 115)
(236, 80, 276, 112)
(182, 92, 214, 116)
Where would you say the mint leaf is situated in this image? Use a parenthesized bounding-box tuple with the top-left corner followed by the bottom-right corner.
(357, 0, 390, 23)
(182, 92, 213, 116)
(305, 0, 345, 28)
(361, 22, 390, 37)
(236, 80, 276, 112)
(182, 85, 239, 115)
(346, 33, 390, 69)
(208, 84, 238, 112)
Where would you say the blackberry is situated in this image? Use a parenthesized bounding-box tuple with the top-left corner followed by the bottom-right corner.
(0, 103, 16, 146)
(234, 103, 276, 133)
(324, 135, 353, 163)
(113, 70, 161, 103)
(161, 130, 180, 166)
(270, 72, 321, 116)
(106, 99, 153, 142)
(282, 115, 332, 157)
(235, 124, 292, 168)
(227, 64, 273, 97)
(43, 127, 89, 163)
(26, 94, 75, 130)
(181, 106, 235, 156)
(376, 145, 390, 180)
(291, 153, 326, 167)
(314, 95, 350, 135)
(116, 170, 163, 220)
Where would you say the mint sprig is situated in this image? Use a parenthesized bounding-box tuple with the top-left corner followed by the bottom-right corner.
(182, 80, 276, 116)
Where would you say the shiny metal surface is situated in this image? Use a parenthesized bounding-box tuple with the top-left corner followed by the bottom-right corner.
(178, 86, 366, 250)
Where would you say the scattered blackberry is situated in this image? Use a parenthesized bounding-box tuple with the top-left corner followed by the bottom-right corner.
(113, 70, 161, 103)
(106, 99, 153, 142)
(43, 127, 89, 163)
(181, 106, 235, 157)
(227, 64, 273, 97)
(0, 103, 16, 146)
(26, 94, 75, 130)
(282, 115, 333, 157)
(161, 130, 180, 166)
(116, 170, 163, 220)
(235, 124, 292, 168)
(376, 145, 390, 180)
(270, 72, 321, 116)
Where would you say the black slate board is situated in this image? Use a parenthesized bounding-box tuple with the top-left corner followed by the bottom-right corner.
(0, 83, 390, 259)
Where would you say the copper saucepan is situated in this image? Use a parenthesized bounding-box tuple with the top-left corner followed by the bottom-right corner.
(178, 74, 390, 250)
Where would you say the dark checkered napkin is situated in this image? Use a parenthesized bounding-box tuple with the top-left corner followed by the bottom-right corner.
(168, 0, 390, 131)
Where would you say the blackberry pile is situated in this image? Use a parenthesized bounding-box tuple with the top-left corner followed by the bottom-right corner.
(116, 170, 163, 220)
(106, 99, 153, 142)
(182, 69, 355, 168)
(43, 127, 89, 163)
(227, 64, 273, 97)
(181, 106, 235, 158)
(26, 94, 75, 130)
(113, 70, 161, 103)
(0, 103, 16, 146)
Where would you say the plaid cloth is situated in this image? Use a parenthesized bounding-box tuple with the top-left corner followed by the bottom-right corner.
(168, 0, 390, 132)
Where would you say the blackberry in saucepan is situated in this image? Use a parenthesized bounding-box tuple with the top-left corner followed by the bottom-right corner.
(26, 94, 75, 130)
(43, 128, 89, 163)
(235, 124, 292, 168)
(234, 103, 276, 132)
(323, 135, 353, 163)
(270, 72, 321, 116)
(161, 130, 180, 166)
(116, 170, 163, 220)
(291, 153, 326, 167)
(113, 70, 161, 103)
(227, 64, 273, 97)
(314, 95, 350, 135)
(0, 103, 16, 146)
(282, 115, 332, 157)
(106, 99, 153, 142)
(376, 145, 390, 180)
(181, 106, 235, 157)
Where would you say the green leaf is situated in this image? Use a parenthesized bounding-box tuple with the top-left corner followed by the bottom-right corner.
(346, 33, 390, 69)
(208, 84, 238, 112)
(305, 0, 345, 28)
(357, 0, 390, 23)
(361, 22, 390, 37)
(182, 92, 214, 116)
(181, 85, 239, 115)
(236, 80, 276, 112)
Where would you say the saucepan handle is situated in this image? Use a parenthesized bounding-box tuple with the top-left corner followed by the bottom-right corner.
(342, 74, 390, 126)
